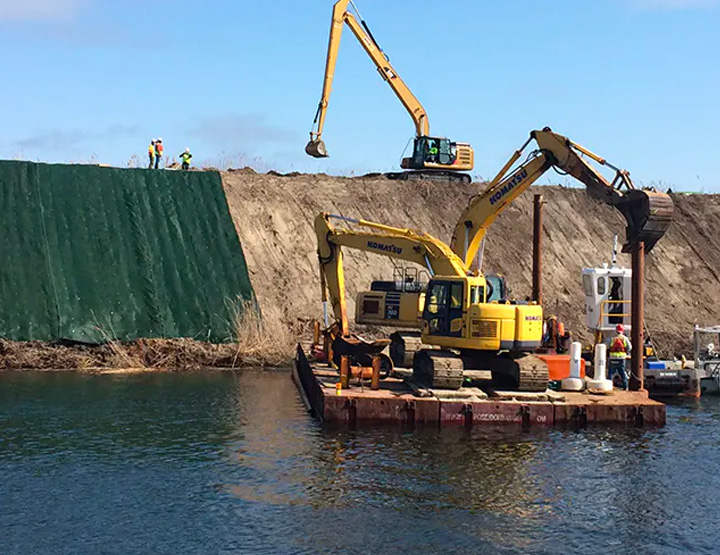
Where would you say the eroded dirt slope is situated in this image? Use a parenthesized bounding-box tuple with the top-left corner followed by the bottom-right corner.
(222, 169, 720, 355)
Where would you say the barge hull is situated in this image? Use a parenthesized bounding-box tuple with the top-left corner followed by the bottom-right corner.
(294, 346, 665, 428)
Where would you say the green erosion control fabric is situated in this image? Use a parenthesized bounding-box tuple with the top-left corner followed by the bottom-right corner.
(0, 161, 254, 343)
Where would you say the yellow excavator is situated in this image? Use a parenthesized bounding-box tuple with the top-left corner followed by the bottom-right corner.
(355, 127, 673, 332)
(316, 212, 547, 390)
(305, 0, 474, 183)
(315, 128, 674, 392)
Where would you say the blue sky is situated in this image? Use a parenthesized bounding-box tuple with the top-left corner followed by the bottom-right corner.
(0, 0, 717, 190)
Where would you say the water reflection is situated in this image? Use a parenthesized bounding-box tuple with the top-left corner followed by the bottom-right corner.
(2, 371, 720, 554)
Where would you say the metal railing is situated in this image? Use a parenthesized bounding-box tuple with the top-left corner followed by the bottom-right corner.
(596, 299, 631, 329)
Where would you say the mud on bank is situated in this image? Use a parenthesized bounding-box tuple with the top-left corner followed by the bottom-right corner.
(221, 169, 720, 357)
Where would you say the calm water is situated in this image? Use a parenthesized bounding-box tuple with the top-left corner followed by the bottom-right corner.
(1, 370, 719, 555)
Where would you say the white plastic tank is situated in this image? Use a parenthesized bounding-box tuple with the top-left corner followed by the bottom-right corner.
(587, 342, 613, 393)
(561, 342, 585, 391)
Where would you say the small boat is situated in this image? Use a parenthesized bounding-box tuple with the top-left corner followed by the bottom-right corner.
(693, 325, 720, 395)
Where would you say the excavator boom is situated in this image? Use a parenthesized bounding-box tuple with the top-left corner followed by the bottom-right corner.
(306, 0, 429, 158)
(316, 212, 470, 335)
(306, 1, 474, 178)
(451, 128, 674, 265)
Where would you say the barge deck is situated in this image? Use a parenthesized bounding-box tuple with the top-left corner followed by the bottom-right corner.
(293, 345, 666, 428)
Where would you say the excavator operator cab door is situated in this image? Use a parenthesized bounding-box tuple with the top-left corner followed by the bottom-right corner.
(412, 136, 457, 168)
(423, 280, 465, 337)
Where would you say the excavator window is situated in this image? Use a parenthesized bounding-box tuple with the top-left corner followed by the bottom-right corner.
(425, 281, 448, 334)
(438, 139, 454, 166)
(470, 285, 485, 304)
(424, 281, 464, 337)
(450, 283, 463, 309)
(597, 277, 606, 296)
(425, 138, 439, 163)
(414, 136, 457, 166)
(426, 281, 448, 314)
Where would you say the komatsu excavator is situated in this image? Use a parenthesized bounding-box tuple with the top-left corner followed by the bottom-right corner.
(354, 128, 674, 357)
(315, 129, 674, 391)
(316, 213, 548, 391)
(305, 0, 474, 183)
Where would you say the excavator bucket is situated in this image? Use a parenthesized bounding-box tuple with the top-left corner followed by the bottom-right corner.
(305, 139, 329, 158)
(331, 334, 392, 370)
(615, 190, 674, 253)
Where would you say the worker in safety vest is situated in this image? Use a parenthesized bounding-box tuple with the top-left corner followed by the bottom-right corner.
(148, 139, 155, 169)
(426, 139, 439, 162)
(154, 137, 164, 169)
(180, 147, 193, 170)
(606, 323, 632, 390)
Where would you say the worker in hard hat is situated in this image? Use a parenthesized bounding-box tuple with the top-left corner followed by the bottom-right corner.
(154, 137, 164, 169)
(148, 139, 156, 169)
(607, 324, 632, 390)
(180, 147, 193, 170)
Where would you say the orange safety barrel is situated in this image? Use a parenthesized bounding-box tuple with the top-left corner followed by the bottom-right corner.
(538, 354, 586, 381)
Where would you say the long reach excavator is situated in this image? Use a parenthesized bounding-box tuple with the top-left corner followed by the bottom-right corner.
(305, 0, 474, 183)
(315, 128, 674, 392)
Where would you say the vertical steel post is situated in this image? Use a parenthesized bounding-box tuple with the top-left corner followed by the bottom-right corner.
(340, 355, 350, 389)
(313, 321, 321, 346)
(630, 242, 645, 391)
(327, 336, 334, 368)
(371, 356, 381, 390)
(532, 194, 544, 305)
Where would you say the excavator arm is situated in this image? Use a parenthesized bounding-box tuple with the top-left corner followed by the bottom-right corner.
(532, 129, 674, 254)
(451, 128, 674, 266)
(306, 0, 429, 158)
(316, 212, 470, 336)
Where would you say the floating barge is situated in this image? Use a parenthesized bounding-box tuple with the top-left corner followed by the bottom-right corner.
(293, 345, 666, 428)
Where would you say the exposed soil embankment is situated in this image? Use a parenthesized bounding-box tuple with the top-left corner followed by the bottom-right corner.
(222, 169, 720, 356)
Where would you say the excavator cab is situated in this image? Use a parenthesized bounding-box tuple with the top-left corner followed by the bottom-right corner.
(422, 277, 476, 338)
(399, 136, 475, 179)
(403, 136, 454, 168)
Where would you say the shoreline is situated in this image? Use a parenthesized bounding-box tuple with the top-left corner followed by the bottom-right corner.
(0, 365, 292, 375)
(0, 337, 296, 374)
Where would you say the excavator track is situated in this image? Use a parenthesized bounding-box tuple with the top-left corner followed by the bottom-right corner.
(385, 170, 472, 185)
(461, 351, 549, 392)
(515, 354, 550, 392)
(412, 349, 464, 390)
(389, 331, 425, 368)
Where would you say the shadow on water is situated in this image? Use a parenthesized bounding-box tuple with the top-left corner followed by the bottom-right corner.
(2, 370, 720, 554)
